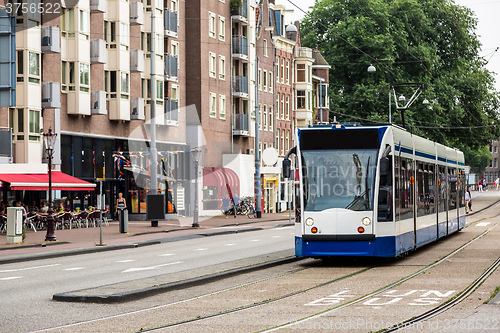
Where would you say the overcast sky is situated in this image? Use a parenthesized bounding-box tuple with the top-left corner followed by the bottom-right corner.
(276, 0, 500, 91)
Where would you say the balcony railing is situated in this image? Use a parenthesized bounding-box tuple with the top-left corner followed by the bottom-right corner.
(164, 9, 178, 35)
(164, 54, 178, 77)
(165, 98, 179, 124)
(233, 113, 249, 134)
(298, 47, 313, 58)
(231, 0, 247, 19)
(232, 76, 249, 94)
(232, 36, 248, 57)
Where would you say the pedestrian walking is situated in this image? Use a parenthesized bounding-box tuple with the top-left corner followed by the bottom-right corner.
(465, 188, 471, 214)
(478, 179, 483, 192)
(496, 177, 499, 191)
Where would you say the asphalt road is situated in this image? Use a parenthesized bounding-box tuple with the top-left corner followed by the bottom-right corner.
(0, 225, 295, 332)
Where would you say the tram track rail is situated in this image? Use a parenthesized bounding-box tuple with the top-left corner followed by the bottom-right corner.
(264, 217, 500, 332)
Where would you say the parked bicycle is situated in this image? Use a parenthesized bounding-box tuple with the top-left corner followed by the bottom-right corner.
(221, 196, 256, 218)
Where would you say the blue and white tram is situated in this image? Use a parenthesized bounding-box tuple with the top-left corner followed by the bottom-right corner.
(282, 124, 466, 258)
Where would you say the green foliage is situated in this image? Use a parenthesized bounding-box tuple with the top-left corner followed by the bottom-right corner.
(457, 144, 491, 174)
(301, 0, 500, 149)
(230, 0, 243, 13)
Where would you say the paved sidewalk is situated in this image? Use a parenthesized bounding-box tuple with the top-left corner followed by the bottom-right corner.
(1, 191, 499, 263)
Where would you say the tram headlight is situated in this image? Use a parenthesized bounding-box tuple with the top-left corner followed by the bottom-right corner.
(361, 217, 371, 226)
(305, 217, 314, 226)
(358, 226, 365, 233)
(311, 227, 318, 234)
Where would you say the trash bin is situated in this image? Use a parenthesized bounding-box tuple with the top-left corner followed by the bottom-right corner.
(119, 207, 128, 233)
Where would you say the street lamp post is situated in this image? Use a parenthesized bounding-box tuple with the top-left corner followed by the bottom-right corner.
(192, 148, 201, 228)
(43, 128, 57, 241)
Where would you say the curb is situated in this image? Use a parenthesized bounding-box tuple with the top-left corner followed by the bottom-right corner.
(53, 255, 300, 303)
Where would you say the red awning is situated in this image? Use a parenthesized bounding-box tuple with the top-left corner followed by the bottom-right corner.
(203, 167, 240, 197)
(0, 171, 96, 191)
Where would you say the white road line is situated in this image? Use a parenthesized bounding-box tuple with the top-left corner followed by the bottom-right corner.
(116, 259, 136, 263)
(476, 222, 491, 227)
(250, 239, 260, 242)
(0, 276, 21, 280)
(194, 248, 208, 251)
(63, 267, 85, 271)
(158, 253, 175, 256)
(225, 243, 236, 246)
(271, 235, 282, 238)
(0, 263, 61, 273)
(122, 261, 182, 273)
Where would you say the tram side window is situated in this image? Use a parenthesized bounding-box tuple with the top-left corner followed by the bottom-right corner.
(438, 166, 447, 213)
(417, 164, 435, 217)
(378, 154, 393, 221)
(459, 170, 465, 208)
(396, 158, 414, 221)
(448, 168, 457, 210)
(394, 157, 401, 222)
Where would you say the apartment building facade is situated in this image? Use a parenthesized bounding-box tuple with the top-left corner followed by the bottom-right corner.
(0, 0, 330, 216)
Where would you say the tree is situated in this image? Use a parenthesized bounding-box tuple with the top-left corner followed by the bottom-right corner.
(300, 0, 500, 150)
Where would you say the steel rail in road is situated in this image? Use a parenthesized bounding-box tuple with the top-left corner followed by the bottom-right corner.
(384, 256, 500, 332)
(265, 216, 500, 332)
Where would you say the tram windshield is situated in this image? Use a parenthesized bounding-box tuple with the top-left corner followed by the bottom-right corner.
(302, 149, 378, 211)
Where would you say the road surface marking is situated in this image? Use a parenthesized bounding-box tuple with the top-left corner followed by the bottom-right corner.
(0, 276, 21, 280)
(116, 259, 136, 263)
(64, 267, 85, 271)
(194, 248, 208, 251)
(225, 243, 236, 246)
(476, 222, 490, 227)
(122, 261, 182, 273)
(0, 263, 61, 273)
(250, 239, 261, 242)
(271, 235, 282, 238)
(158, 253, 175, 256)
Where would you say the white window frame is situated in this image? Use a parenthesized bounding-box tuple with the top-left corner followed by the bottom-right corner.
(263, 70, 267, 91)
(209, 52, 216, 78)
(268, 105, 273, 131)
(209, 92, 217, 118)
(219, 94, 226, 119)
(263, 105, 267, 130)
(219, 55, 226, 80)
(218, 16, 225, 41)
(209, 12, 216, 39)
(263, 39, 268, 57)
(268, 72, 273, 93)
(258, 68, 262, 90)
(259, 103, 262, 129)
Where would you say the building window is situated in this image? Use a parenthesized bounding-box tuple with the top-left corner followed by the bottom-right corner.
(79, 63, 90, 92)
(286, 60, 290, 84)
(258, 68, 262, 90)
(17, 109, 24, 133)
(209, 12, 216, 38)
(28, 52, 40, 84)
(296, 90, 306, 109)
(209, 52, 216, 78)
(286, 95, 290, 119)
(219, 95, 226, 119)
(281, 58, 285, 83)
(105, 21, 117, 48)
(495, 146, 498, 154)
(120, 23, 129, 50)
(121, 72, 129, 98)
(29, 110, 40, 140)
(495, 158, 498, 168)
(286, 130, 290, 151)
(209, 92, 216, 118)
(79, 10, 90, 40)
(259, 104, 262, 129)
(281, 130, 285, 155)
(218, 16, 225, 41)
(269, 106, 273, 131)
(16, 50, 23, 82)
(268, 72, 273, 93)
(296, 63, 305, 82)
(263, 70, 267, 91)
(156, 80, 163, 100)
(219, 55, 225, 80)
(263, 39, 268, 57)
(281, 94, 285, 119)
(263, 105, 267, 130)
(276, 56, 280, 81)
(171, 40, 179, 57)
